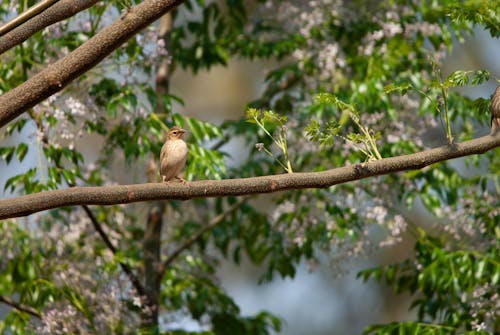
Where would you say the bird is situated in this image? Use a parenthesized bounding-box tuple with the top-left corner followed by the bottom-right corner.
(160, 126, 188, 183)
(491, 85, 500, 134)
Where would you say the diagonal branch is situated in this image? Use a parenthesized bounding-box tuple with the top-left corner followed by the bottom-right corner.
(0, 0, 185, 128)
(1, 133, 499, 220)
(0, 295, 41, 318)
(0, 0, 100, 55)
(81, 205, 146, 298)
(26, 111, 147, 299)
(157, 197, 249, 279)
(0, 0, 58, 37)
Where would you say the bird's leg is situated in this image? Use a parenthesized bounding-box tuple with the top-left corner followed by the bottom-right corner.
(175, 176, 188, 185)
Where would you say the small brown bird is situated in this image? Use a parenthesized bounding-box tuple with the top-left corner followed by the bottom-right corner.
(491, 85, 500, 134)
(160, 126, 188, 183)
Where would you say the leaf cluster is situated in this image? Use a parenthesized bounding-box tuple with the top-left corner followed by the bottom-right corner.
(359, 233, 499, 334)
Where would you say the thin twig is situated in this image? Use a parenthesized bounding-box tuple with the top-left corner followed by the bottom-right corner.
(30, 114, 147, 298)
(210, 135, 229, 151)
(0, 295, 41, 318)
(81, 205, 146, 297)
(157, 197, 249, 279)
(0, 0, 100, 55)
(0, 0, 59, 36)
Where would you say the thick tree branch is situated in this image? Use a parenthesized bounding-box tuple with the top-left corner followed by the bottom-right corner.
(0, 0, 185, 129)
(0, 295, 41, 318)
(1, 133, 499, 220)
(0, 0, 100, 55)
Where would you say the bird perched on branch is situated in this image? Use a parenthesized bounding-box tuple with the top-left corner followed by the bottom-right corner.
(491, 85, 500, 134)
(160, 126, 188, 183)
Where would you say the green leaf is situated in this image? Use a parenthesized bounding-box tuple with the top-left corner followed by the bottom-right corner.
(384, 83, 412, 94)
(62, 169, 76, 185)
(15, 143, 29, 162)
(0, 146, 15, 163)
(5, 118, 28, 136)
(470, 70, 490, 85)
(445, 70, 469, 87)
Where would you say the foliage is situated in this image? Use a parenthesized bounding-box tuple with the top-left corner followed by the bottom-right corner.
(0, 0, 499, 334)
(246, 108, 293, 173)
(359, 231, 499, 333)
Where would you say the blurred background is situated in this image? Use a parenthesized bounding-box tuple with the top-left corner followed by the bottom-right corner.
(1, 2, 499, 334)
(166, 27, 499, 334)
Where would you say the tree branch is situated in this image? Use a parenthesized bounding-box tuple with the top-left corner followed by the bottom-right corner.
(0, 0, 100, 55)
(24, 112, 147, 300)
(157, 197, 249, 278)
(81, 206, 146, 298)
(1, 133, 499, 220)
(0, 0, 58, 37)
(0, 0, 185, 129)
(0, 295, 41, 318)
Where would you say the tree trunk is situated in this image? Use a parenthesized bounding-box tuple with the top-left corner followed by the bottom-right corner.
(141, 12, 174, 333)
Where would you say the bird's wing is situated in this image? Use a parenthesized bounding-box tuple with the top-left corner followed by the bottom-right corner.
(160, 142, 169, 173)
(492, 86, 500, 119)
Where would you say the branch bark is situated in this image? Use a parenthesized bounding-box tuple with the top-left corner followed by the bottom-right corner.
(0, 0, 185, 129)
(0, 0, 100, 55)
(1, 133, 499, 220)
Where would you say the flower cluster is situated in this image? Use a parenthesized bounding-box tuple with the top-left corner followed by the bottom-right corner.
(260, 0, 347, 88)
(135, 25, 171, 67)
(437, 188, 497, 251)
(30, 207, 140, 333)
(469, 283, 500, 332)
(33, 91, 95, 151)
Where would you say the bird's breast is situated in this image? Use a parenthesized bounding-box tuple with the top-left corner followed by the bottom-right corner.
(165, 140, 187, 161)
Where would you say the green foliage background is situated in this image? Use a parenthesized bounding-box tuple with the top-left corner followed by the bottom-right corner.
(0, 0, 499, 334)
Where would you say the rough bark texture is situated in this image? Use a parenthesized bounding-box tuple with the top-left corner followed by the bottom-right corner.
(0, 0, 100, 54)
(0, 0, 185, 128)
(1, 133, 499, 220)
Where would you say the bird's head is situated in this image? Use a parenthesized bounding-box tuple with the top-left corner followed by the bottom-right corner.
(167, 126, 187, 140)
